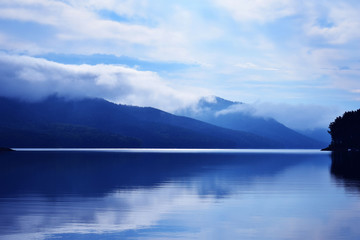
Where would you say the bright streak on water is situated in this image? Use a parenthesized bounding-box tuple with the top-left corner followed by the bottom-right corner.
(13, 148, 328, 154)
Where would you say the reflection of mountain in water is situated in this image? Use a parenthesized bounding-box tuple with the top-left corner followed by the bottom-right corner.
(0, 151, 321, 198)
(0, 151, 333, 240)
(330, 152, 360, 192)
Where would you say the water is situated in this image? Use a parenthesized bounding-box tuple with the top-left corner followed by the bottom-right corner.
(0, 149, 360, 239)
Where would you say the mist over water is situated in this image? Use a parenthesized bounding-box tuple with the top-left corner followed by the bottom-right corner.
(0, 150, 359, 240)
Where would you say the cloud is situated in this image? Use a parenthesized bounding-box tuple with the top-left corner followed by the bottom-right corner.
(250, 102, 341, 129)
(216, 101, 341, 130)
(235, 62, 279, 71)
(0, 0, 158, 44)
(0, 0, 204, 63)
(0, 53, 203, 111)
(65, 0, 150, 19)
(215, 103, 252, 116)
(212, 0, 297, 23)
(304, 2, 360, 45)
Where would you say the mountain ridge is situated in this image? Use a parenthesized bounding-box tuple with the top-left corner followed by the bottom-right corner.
(176, 96, 327, 149)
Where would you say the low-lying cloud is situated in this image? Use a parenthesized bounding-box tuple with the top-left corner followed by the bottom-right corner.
(0, 53, 203, 111)
(216, 101, 341, 130)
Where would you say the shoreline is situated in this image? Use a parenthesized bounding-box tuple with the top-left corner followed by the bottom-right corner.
(0, 147, 14, 152)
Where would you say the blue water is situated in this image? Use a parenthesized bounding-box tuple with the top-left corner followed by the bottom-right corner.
(0, 149, 359, 239)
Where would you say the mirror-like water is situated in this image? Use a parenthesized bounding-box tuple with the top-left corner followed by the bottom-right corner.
(0, 149, 359, 240)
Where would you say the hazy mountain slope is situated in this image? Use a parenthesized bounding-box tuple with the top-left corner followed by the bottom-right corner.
(0, 96, 280, 148)
(177, 96, 326, 149)
(297, 128, 331, 144)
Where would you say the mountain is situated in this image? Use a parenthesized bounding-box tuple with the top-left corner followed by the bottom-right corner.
(176, 96, 326, 149)
(297, 128, 331, 144)
(0, 96, 281, 149)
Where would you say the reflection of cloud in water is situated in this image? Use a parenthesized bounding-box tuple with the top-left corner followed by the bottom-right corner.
(0, 184, 213, 240)
(1, 151, 360, 239)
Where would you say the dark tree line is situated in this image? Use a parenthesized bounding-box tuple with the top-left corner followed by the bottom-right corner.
(327, 109, 360, 151)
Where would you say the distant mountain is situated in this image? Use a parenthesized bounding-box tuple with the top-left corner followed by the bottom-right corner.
(0, 96, 282, 148)
(297, 128, 331, 144)
(176, 96, 326, 149)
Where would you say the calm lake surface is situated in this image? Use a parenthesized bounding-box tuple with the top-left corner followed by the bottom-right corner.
(1, 149, 360, 239)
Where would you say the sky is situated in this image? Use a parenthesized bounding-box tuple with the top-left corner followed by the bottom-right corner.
(0, 0, 359, 129)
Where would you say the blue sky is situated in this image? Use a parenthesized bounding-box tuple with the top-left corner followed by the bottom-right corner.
(0, 0, 359, 129)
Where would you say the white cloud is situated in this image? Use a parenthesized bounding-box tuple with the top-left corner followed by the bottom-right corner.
(0, 0, 220, 66)
(0, 0, 159, 44)
(65, 0, 150, 19)
(249, 102, 341, 129)
(0, 33, 46, 55)
(212, 0, 297, 23)
(304, 2, 360, 44)
(215, 103, 252, 117)
(0, 53, 203, 111)
(235, 62, 279, 71)
(0, 0, 197, 63)
(216, 101, 341, 130)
